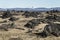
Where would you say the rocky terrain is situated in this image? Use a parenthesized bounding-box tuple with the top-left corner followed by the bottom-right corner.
(0, 10, 60, 40)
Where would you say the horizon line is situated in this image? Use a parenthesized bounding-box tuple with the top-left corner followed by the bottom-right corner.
(0, 7, 60, 9)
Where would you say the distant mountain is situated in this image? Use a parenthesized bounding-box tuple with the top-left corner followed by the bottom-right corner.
(6, 8, 50, 12)
(0, 7, 60, 12)
(33, 8, 50, 11)
(7, 8, 33, 11)
(0, 8, 7, 11)
(51, 7, 60, 11)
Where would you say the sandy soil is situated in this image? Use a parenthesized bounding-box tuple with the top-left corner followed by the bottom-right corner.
(0, 14, 60, 40)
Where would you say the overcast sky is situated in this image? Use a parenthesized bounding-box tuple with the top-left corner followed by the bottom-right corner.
(0, 0, 60, 8)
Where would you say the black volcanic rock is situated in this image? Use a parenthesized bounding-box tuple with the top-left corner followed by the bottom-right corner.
(24, 19, 41, 29)
(22, 11, 41, 18)
(34, 23, 60, 37)
(0, 23, 16, 31)
(45, 15, 60, 22)
(44, 23, 60, 37)
(9, 17, 19, 21)
(2, 11, 12, 19)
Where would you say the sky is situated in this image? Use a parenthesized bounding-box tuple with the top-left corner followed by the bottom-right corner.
(0, 0, 60, 8)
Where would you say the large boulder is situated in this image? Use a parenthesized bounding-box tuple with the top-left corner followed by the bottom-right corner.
(44, 23, 60, 37)
(34, 23, 60, 37)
